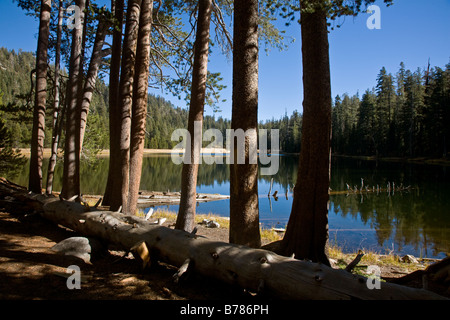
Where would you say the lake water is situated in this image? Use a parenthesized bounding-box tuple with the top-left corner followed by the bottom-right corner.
(8, 154, 450, 259)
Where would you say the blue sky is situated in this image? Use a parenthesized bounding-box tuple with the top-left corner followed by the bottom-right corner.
(1, 0, 449, 121)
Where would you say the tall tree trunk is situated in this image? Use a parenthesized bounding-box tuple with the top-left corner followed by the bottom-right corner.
(79, 18, 109, 150)
(175, 0, 212, 232)
(110, 0, 141, 212)
(62, 0, 86, 199)
(103, 0, 124, 206)
(279, 1, 332, 266)
(46, 0, 64, 195)
(29, 0, 51, 194)
(229, 0, 260, 248)
(126, 0, 153, 215)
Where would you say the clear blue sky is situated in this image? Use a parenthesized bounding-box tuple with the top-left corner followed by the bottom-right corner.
(1, 0, 449, 121)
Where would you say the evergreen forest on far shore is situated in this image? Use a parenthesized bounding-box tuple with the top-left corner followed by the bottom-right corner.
(1, 47, 449, 161)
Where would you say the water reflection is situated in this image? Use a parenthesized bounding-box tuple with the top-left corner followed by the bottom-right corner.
(7, 155, 449, 258)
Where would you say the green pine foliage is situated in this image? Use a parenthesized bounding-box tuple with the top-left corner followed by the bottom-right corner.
(259, 110, 302, 153)
(0, 90, 27, 176)
(0, 47, 109, 151)
(331, 62, 450, 159)
(2, 47, 449, 159)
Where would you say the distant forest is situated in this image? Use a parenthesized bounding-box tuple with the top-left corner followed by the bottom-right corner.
(332, 62, 450, 159)
(0, 47, 302, 153)
(1, 47, 449, 158)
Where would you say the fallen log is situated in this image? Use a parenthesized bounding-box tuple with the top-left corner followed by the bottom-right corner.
(136, 191, 229, 207)
(0, 178, 447, 300)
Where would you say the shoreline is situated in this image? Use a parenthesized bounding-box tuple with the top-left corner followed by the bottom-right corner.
(333, 154, 450, 166)
(16, 148, 450, 166)
(16, 147, 230, 157)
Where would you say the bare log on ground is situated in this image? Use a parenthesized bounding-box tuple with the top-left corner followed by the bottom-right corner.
(0, 178, 447, 300)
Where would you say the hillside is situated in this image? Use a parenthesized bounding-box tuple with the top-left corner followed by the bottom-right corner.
(0, 47, 234, 151)
(0, 47, 305, 153)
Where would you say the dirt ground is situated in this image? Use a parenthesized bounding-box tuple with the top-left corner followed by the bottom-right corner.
(0, 209, 255, 300)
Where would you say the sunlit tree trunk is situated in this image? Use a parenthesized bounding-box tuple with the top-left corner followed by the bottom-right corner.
(46, 0, 64, 195)
(279, 0, 331, 266)
(79, 18, 109, 150)
(103, 0, 124, 206)
(127, 0, 153, 215)
(229, 0, 261, 248)
(175, 0, 212, 232)
(62, 0, 86, 199)
(110, 0, 141, 212)
(29, 0, 51, 194)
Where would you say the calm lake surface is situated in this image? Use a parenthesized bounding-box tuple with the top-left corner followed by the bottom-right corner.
(8, 154, 450, 259)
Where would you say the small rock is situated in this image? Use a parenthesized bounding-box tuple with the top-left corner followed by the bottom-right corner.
(51, 236, 105, 263)
(208, 221, 220, 228)
(201, 219, 220, 228)
(401, 254, 418, 264)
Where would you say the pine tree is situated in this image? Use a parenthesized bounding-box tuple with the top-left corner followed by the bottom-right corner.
(279, 0, 333, 265)
(103, 0, 124, 206)
(396, 62, 407, 155)
(127, 0, 153, 215)
(109, 0, 141, 212)
(62, 0, 86, 199)
(29, 0, 51, 194)
(176, 0, 212, 232)
(375, 66, 396, 156)
(357, 90, 378, 156)
(46, 0, 64, 195)
(229, 0, 261, 248)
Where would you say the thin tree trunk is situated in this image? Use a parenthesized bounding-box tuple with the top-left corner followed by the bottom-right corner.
(103, 0, 124, 206)
(126, 0, 153, 215)
(62, 0, 86, 199)
(29, 0, 51, 194)
(79, 18, 109, 150)
(46, 0, 64, 195)
(110, 0, 142, 212)
(229, 0, 260, 248)
(279, 1, 332, 266)
(175, 0, 212, 232)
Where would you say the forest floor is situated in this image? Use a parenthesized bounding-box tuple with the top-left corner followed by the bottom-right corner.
(0, 197, 444, 300)
(0, 209, 245, 300)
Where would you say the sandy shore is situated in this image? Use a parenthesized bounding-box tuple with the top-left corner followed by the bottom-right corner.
(17, 148, 230, 157)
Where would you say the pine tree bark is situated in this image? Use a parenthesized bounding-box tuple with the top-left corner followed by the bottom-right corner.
(279, 1, 332, 266)
(229, 0, 261, 248)
(29, 0, 51, 194)
(175, 0, 212, 232)
(79, 18, 109, 150)
(110, 0, 141, 212)
(103, 0, 124, 206)
(126, 0, 153, 215)
(62, 0, 86, 199)
(46, 0, 64, 195)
